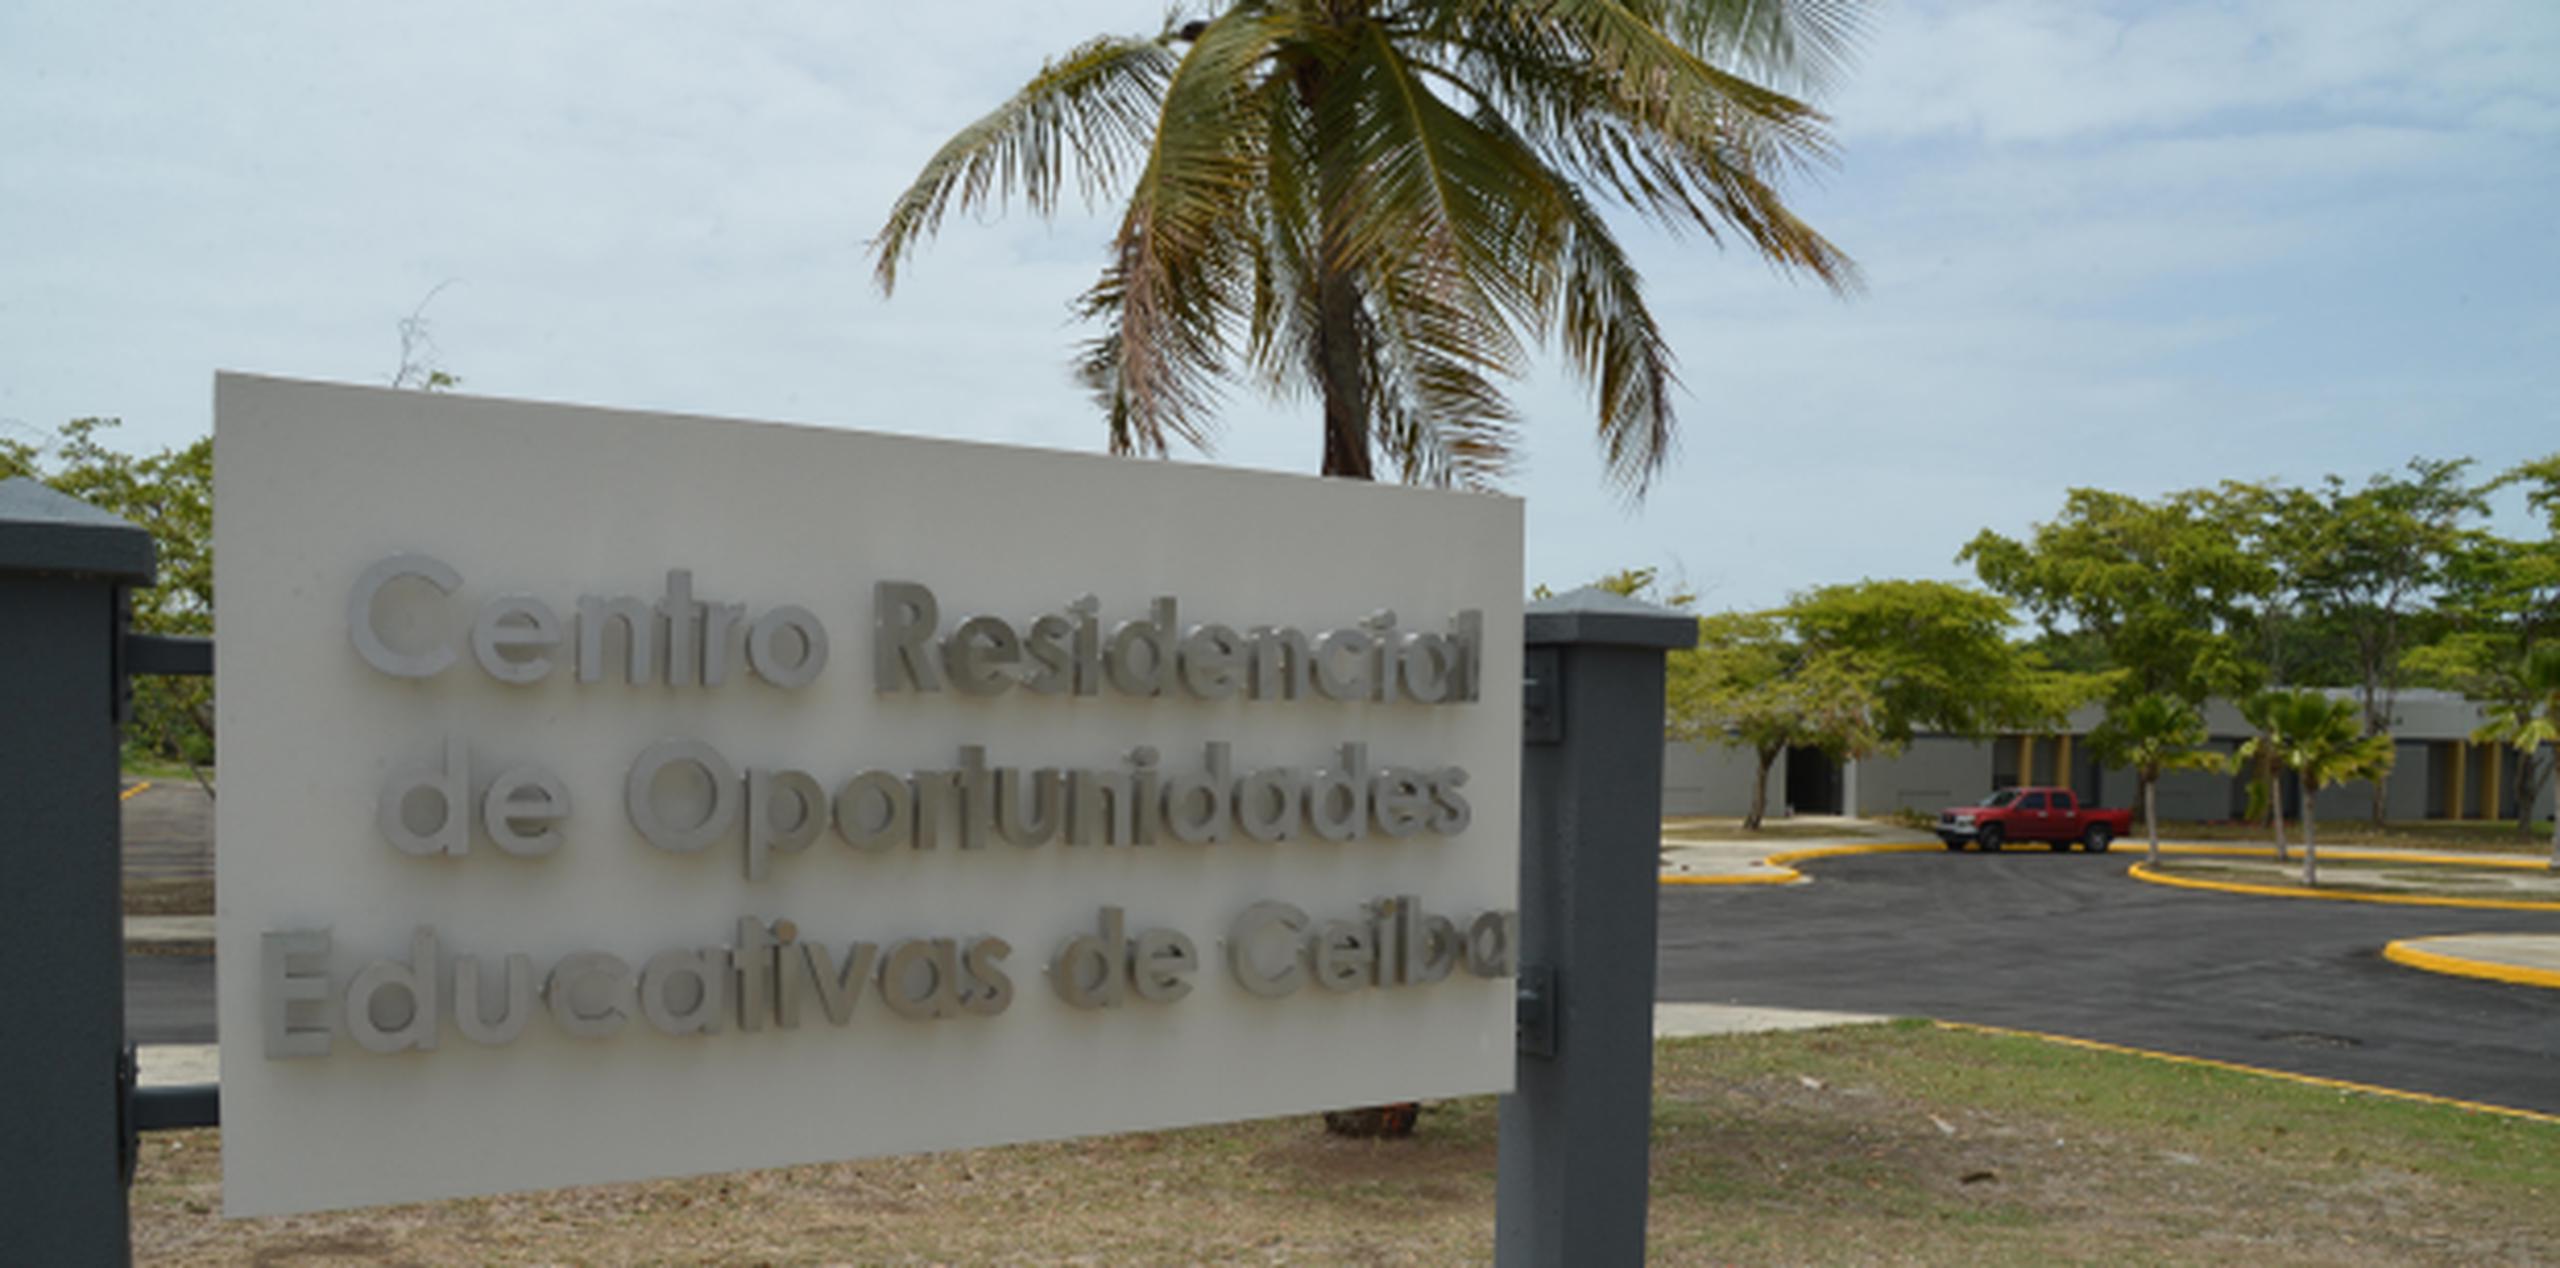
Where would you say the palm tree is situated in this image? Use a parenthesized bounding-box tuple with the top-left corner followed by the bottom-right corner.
(872, 1, 1863, 491)
(2087, 694, 2221, 868)
(2475, 646, 2560, 867)
(2258, 692, 2395, 887)
(2232, 690, 2293, 862)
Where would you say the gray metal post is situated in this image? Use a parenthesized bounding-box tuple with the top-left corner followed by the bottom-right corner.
(1496, 588, 1696, 1268)
(0, 478, 156, 1265)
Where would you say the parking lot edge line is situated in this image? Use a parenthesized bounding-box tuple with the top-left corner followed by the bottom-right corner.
(2126, 861, 2560, 913)
(2383, 939, 2560, 991)
(1932, 1020, 2560, 1127)
(120, 780, 150, 801)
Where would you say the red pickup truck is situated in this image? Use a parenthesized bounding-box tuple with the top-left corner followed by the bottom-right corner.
(1936, 787, 2130, 853)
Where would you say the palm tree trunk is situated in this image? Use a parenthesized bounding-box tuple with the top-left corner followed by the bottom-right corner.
(1745, 745, 1778, 832)
(2301, 784, 2319, 888)
(2518, 749, 2542, 843)
(1315, 259, 1371, 479)
(2547, 756, 2558, 869)
(2144, 777, 2160, 867)
(1309, 59, 1372, 484)
(2270, 769, 2288, 862)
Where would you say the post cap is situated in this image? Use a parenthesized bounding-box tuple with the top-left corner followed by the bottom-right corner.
(0, 477, 158, 582)
(1524, 587, 1698, 650)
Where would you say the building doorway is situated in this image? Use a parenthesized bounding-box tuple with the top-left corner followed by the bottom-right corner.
(1785, 746, 1842, 816)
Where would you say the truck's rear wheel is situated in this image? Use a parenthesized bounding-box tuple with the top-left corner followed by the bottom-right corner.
(1977, 824, 2004, 852)
(2082, 824, 2113, 854)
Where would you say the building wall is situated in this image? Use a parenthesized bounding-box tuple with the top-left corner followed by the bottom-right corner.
(1661, 741, 1774, 819)
(1660, 692, 2559, 825)
(1850, 737, 1999, 816)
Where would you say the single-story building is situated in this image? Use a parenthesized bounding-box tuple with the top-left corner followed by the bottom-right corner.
(1663, 689, 2559, 825)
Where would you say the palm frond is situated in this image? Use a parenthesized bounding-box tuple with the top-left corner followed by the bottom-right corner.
(1660, 0, 1871, 96)
(871, 36, 1178, 292)
(1443, 3, 1861, 292)
(1095, 8, 1293, 454)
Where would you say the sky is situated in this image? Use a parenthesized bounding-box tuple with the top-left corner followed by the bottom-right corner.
(3, 1, 2553, 612)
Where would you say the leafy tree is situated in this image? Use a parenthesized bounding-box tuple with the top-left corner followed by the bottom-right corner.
(1784, 578, 2091, 742)
(0, 419, 213, 764)
(1666, 580, 2087, 830)
(1962, 488, 2268, 706)
(2298, 458, 2484, 823)
(2409, 454, 2560, 834)
(2242, 691, 2394, 887)
(2205, 479, 2341, 688)
(872, 0, 1864, 491)
(2472, 646, 2560, 865)
(1668, 612, 1879, 830)
(2086, 694, 2221, 867)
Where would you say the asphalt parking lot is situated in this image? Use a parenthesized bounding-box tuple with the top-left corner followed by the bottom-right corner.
(1658, 849, 2560, 1116)
(128, 781, 2560, 1115)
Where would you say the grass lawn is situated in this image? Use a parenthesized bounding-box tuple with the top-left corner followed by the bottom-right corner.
(132, 1022, 2560, 1265)
(2148, 854, 2560, 901)
(2160, 818, 2555, 856)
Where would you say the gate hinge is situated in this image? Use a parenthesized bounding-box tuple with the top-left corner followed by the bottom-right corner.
(1516, 964, 1557, 1059)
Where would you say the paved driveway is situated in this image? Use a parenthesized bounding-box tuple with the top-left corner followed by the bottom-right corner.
(1658, 850, 2560, 1115)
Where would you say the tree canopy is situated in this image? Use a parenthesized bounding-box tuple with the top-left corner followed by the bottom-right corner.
(873, 0, 1867, 492)
(2, 418, 213, 763)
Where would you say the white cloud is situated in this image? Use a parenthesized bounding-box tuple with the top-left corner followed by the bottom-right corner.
(0, 1, 2551, 615)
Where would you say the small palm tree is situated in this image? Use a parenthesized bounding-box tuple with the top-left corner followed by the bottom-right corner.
(2232, 690, 2292, 862)
(2475, 646, 2560, 867)
(872, 1, 1864, 490)
(2088, 694, 2221, 868)
(2258, 692, 2395, 887)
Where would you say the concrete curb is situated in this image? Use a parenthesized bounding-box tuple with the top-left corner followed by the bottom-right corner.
(1660, 840, 1941, 886)
(2126, 860, 2560, 912)
(2383, 938, 2560, 991)
(1935, 1020, 2560, 1127)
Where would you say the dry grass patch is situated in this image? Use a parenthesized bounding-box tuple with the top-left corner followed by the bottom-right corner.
(133, 1023, 2560, 1265)
(2150, 856, 2560, 901)
(2163, 819, 2555, 856)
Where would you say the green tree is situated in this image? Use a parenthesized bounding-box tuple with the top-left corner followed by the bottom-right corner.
(2409, 454, 2560, 835)
(0, 419, 214, 764)
(2086, 694, 2221, 867)
(2242, 691, 2394, 887)
(2298, 458, 2484, 823)
(1784, 578, 2091, 742)
(1668, 612, 1879, 830)
(2206, 479, 2341, 689)
(1962, 488, 2269, 706)
(872, 1, 1863, 490)
(2472, 646, 2560, 865)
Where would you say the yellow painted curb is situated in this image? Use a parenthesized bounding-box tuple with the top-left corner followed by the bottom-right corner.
(2383, 939, 2560, 991)
(2127, 861, 2560, 912)
(2142, 841, 2554, 871)
(120, 780, 151, 802)
(1935, 1020, 2560, 1127)
(1661, 841, 1941, 886)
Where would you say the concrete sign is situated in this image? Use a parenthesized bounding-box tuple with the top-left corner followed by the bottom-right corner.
(212, 374, 1522, 1216)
